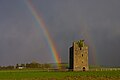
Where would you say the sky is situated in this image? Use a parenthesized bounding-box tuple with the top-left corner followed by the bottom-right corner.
(0, 0, 120, 66)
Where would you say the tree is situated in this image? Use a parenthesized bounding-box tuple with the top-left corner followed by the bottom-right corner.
(77, 40, 84, 50)
(21, 64, 26, 67)
(44, 64, 51, 68)
(16, 64, 19, 69)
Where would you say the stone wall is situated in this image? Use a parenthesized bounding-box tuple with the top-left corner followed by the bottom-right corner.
(69, 40, 89, 71)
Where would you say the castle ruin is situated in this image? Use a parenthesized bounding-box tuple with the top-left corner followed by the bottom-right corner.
(69, 40, 89, 71)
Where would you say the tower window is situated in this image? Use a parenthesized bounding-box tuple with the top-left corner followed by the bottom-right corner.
(80, 47, 82, 50)
(82, 54, 83, 57)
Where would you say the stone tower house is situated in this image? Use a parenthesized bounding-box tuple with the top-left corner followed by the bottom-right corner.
(69, 40, 89, 71)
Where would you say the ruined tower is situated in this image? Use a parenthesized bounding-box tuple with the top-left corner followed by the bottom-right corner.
(69, 40, 89, 71)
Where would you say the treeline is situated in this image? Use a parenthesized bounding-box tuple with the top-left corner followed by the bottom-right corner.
(0, 62, 51, 70)
(0, 62, 68, 70)
(0, 66, 14, 70)
(16, 62, 51, 69)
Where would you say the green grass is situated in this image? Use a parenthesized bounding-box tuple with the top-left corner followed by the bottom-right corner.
(0, 70, 120, 80)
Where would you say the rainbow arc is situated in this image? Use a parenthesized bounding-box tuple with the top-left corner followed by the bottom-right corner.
(26, 0, 61, 67)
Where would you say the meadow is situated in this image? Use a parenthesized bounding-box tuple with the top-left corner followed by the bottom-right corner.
(0, 69, 120, 80)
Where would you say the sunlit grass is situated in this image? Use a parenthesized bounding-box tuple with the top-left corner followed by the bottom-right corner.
(0, 70, 120, 80)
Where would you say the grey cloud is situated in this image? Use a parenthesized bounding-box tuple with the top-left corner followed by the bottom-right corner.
(0, 0, 120, 66)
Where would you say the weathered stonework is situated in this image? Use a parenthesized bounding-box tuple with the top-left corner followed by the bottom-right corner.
(69, 40, 89, 71)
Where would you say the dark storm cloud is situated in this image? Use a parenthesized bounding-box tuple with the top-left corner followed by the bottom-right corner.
(0, 0, 120, 66)
(0, 0, 54, 65)
(36, 0, 120, 66)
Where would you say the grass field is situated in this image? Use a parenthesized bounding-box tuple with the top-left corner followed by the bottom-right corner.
(0, 70, 120, 80)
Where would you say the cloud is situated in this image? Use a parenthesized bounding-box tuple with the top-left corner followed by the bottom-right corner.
(0, 0, 120, 66)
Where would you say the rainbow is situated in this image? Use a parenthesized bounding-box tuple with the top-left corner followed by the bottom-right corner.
(26, 0, 61, 67)
(80, 18, 97, 65)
